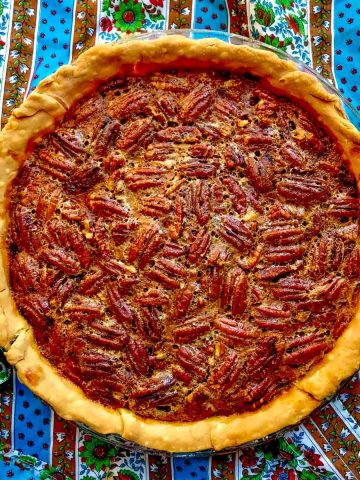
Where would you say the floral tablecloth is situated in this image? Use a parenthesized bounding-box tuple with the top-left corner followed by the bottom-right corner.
(0, 0, 360, 479)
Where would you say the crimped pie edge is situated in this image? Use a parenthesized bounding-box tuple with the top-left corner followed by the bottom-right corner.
(0, 35, 360, 452)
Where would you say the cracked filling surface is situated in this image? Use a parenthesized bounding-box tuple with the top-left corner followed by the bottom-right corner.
(7, 70, 360, 422)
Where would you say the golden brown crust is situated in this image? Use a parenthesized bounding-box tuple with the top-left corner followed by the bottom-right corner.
(5, 330, 124, 434)
(1, 35, 360, 452)
(5, 328, 320, 452)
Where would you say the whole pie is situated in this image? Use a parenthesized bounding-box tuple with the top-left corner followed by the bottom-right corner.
(1, 35, 360, 452)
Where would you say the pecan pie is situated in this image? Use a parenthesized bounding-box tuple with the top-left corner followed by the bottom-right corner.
(1, 36, 360, 452)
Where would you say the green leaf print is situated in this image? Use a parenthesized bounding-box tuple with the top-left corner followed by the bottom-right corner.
(278, 438, 302, 458)
(275, 0, 294, 9)
(241, 472, 265, 480)
(18, 454, 37, 467)
(102, 0, 111, 14)
(118, 469, 140, 480)
(255, 3, 275, 27)
(150, 12, 165, 22)
(285, 13, 307, 36)
(299, 471, 319, 480)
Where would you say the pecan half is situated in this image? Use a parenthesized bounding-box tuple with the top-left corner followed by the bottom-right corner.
(277, 174, 327, 204)
(264, 245, 305, 263)
(214, 97, 242, 119)
(11, 252, 40, 292)
(255, 264, 299, 281)
(218, 215, 253, 251)
(162, 241, 186, 258)
(271, 277, 310, 300)
(78, 270, 108, 296)
(174, 316, 211, 343)
(41, 248, 81, 275)
(85, 330, 128, 350)
(108, 284, 134, 325)
(136, 290, 169, 306)
(88, 195, 129, 218)
(279, 143, 305, 168)
(284, 342, 329, 366)
(221, 267, 248, 315)
(147, 268, 180, 290)
(246, 153, 274, 192)
(208, 266, 223, 301)
(157, 258, 187, 277)
(145, 142, 174, 161)
(173, 284, 195, 318)
(328, 197, 359, 218)
(35, 186, 62, 221)
(109, 91, 150, 118)
(66, 163, 103, 194)
(117, 118, 153, 150)
(261, 221, 305, 245)
(212, 179, 225, 213)
(224, 144, 245, 169)
(93, 119, 120, 157)
(188, 229, 211, 263)
(129, 339, 151, 375)
(168, 195, 183, 240)
(176, 346, 207, 379)
(64, 302, 104, 322)
(129, 373, 174, 399)
(68, 227, 92, 268)
(215, 317, 257, 339)
(223, 176, 247, 215)
(19, 294, 50, 328)
(124, 167, 169, 191)
(112, 219, 138, 245)
(157, 126, 202, 143)
(344, 244, 360, 278)
(178, 159, 216, 178)
(192, 180, 212, 225)
(210, 350, 242, 388)
(137, 307, 162, 341)
(128, 223, 160, 264)
(52, 130, 85, 156)
(180, 84, 214, 121)
(308, 234, 344, 278)
(140, 196, 171, 217)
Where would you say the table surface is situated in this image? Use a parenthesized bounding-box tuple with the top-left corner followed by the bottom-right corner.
(0, 0, 360, 479)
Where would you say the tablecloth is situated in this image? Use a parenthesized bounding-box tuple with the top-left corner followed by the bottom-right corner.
(0, 0, 359, 479)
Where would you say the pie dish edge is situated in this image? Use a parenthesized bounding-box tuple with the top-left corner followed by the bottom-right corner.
(0, 35, 360, 452)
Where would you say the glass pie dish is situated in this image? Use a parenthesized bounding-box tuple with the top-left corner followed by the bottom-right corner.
(1, 27, 359, 457)
(68, 28, 358, 456)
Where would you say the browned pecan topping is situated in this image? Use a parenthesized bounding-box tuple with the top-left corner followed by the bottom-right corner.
(8, 70, 360, 422)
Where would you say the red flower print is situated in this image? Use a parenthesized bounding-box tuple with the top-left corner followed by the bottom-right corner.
(304, 449, 324, 467)
(101, 16, 114, 32)
(150, 0, 163, 6)
(240, 449, 257, 468)
(271, 466, 283, 480)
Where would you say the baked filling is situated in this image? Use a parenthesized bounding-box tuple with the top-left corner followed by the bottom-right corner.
(7, 70, 360, 422)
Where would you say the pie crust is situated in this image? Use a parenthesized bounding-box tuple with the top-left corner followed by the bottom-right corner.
(1, 35, 360, 452)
